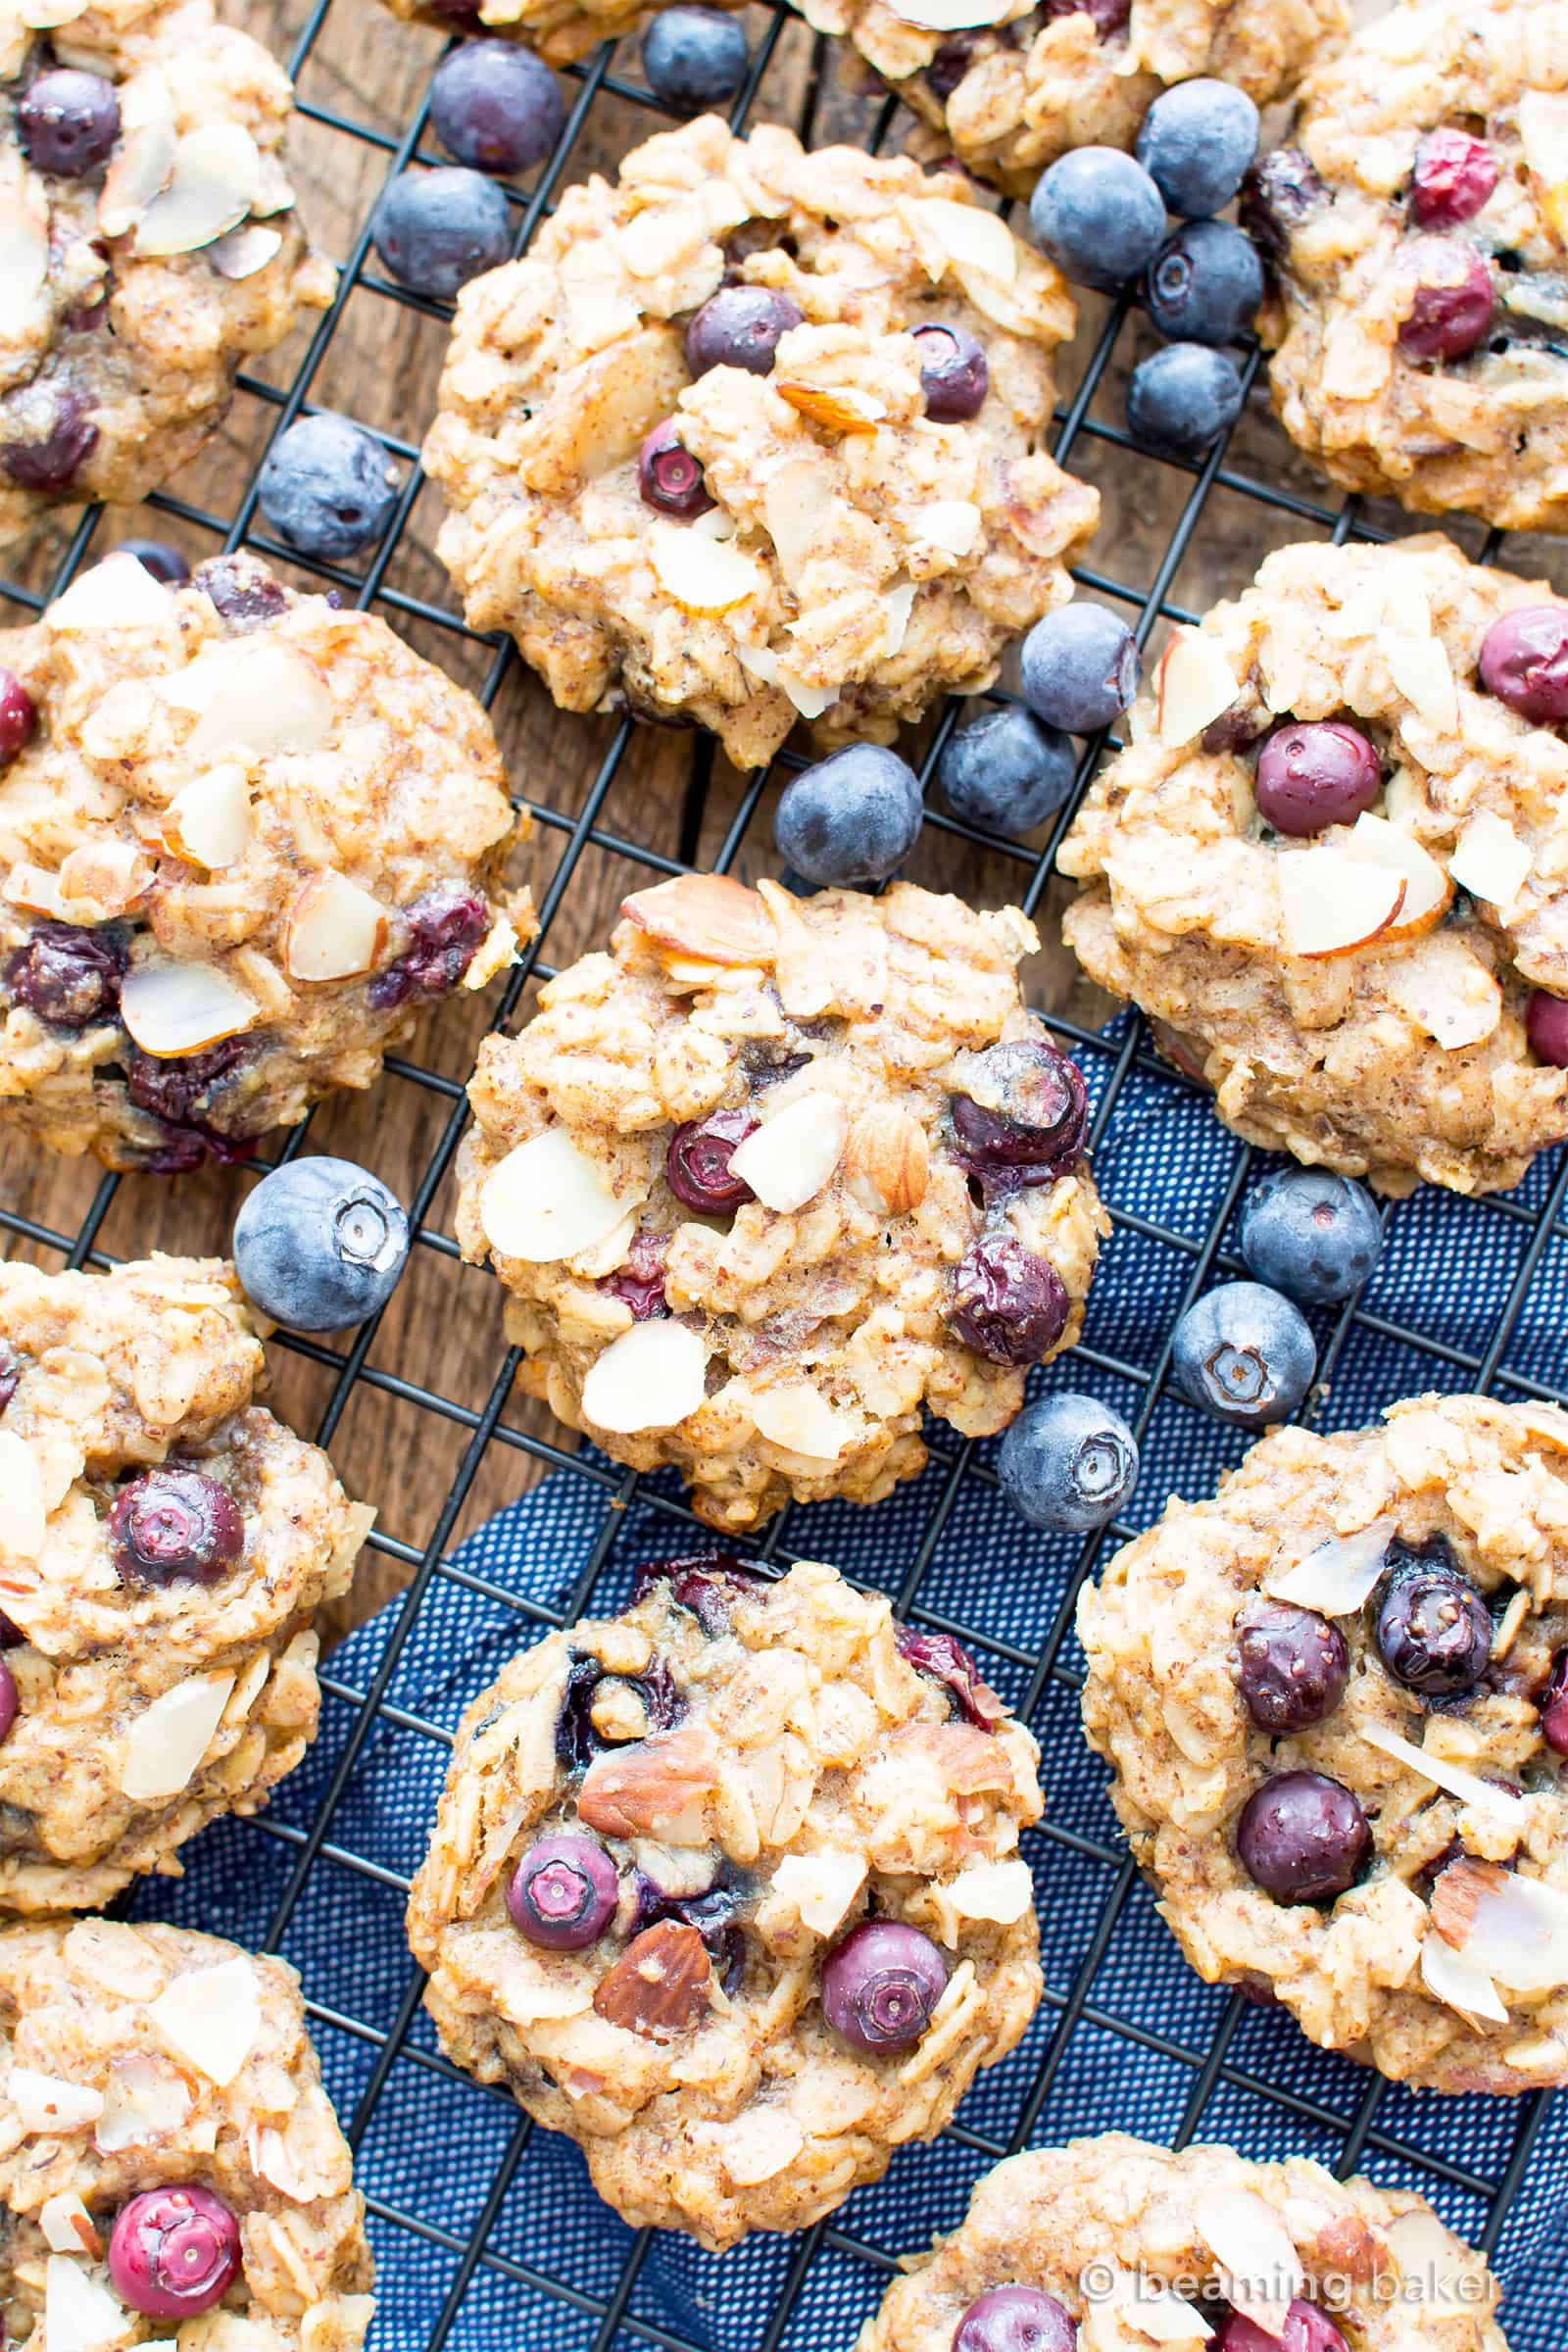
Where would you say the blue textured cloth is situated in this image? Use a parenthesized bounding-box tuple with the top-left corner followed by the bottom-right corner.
(127, 1037, 1568, 2351)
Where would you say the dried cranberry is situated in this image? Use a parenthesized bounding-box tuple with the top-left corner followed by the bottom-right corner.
(1200, 698, 1267, 755)
(631, 1870, 748, 1992)
(125, 1037, 250, 1129)
(664, 1108, 758, 1214)
(1239, 148, 1328, 264)
(895, 1624, 1004, 1728)
(108, 1466, 245, 1585)
(1528, 993, 1568, 1066)
(0, 1656, 15, 1743)
(1409, 129, 1497, 229)
(193, 556, 288, 632)
(950, 1038, 1089, 1193)
(6, 923, 123, 1028)
(1541, 1649, 1568, 1755)
(0, 670, 36, 764)
(1, 384, 97, 493)
(1043, 0, 1130, 29)
(367, 887, 490, 1010)
(638, 420, 714, 518)
(925, 32, 982, 98)
(948, 1234, 1070, 1366)
(601, 1228, 670, 1320)
(0, 1609, 22, 1647)
(1396, 247, 1494, 362)
(632, 1551, 765, 1636)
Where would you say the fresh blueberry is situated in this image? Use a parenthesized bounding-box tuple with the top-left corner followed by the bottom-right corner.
(1028, 146, 1167, 291)
(257, 414, 400, 560)
(5, 922, 122, 1028)
(2, 382, 98, 492)
(1375, 1544, 1492, 1698)
(938, 704, 1076, 835)
(0, 669, 35, 764)
(955, 2287, 1078, 2352)
(664, 1108, 757, 1214)
(118, 537, 191, 585)
(638, 419, 714, 517)
(1236, 1769, 1371, 1902)
(1529, 992, 1568, 1066)
(1218, 2304, 1348, 2352)
(1239, 1168, 1383, 1304)
(372, 166, 512, 299)
(1252, 720, 1382, 835)
(428, 39, 564, 173)
(1125, 342, 1244, 459)
(234, 1156, 410, 1331)
(1408, 128, 1497, 230)
(641, 5, 749, 110)
(1541, 1648, 1568, 1755)
(19, 68, 121, 177)
(108, 1468, 245, 1587)
(1234, 1599, 1348, 1733)
(1147, 220, 1263, 347)
(949, 1038, 1089, 1188)
(685, 285, 804, 377)
(1135, 78, 1259, 218)
(0, 1657, 17, 1743)
(1396, 247, 1494, 362)
(948, 1233, 1070, 1366)
(108, 2188, 241, 2321)
(774, 744, 922, 885)
(998, 1391, 1140, 1533)
(1018, 604, 1141, 735)
(910, 321, 989, 420)
(821, 1920, 947, 2053)
(1478, 605, 1568, 720)
(894, 1624, 1003, 1728)
(1171, 1281, 1316, 1429)
(508, 1833, 619, 1948)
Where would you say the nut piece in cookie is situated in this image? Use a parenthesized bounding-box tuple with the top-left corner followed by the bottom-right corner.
(0, 551, 532, 1169)
(0, 1253, 372, 1915)
(374, 0, 744, 66)
(1078, 1392, 1568, 2092)
(1249, 0, 1568, 531)
(422, 114, 1100, 770)
(454, 870, 1107, 1530)
(858, 2134, 1506, 2352)
(1059, 535, 1568, 1195)
(406, 1555, 1045, 2247)
(0, 1918, 373, 2344)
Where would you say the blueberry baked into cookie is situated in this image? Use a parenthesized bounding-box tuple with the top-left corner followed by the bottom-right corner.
(859, 2135, 1509, 2352)
(423, 115, 1100, 770)
(1246, 0, 1568, 532)
(455, 870, 1106, 1530)
(406, 1555, 1044, 2246)
(0, 1253, 372, 1915)
(1079, 1393, 1568, 2093)
(0, 0, 335, 545)
(0, 549, 529, 1169)
(0, 1917, 374, 2346)
(1058, 535, 1568, 1197)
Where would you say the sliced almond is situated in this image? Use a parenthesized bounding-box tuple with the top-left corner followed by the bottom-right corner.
(48, 554, 174, 633)
(5, 864, 68, 919)
(1277, 848, 1404, 959)
(1342, 811, 1451, 940)
(883, 580, 917, 659)
(1154, 629, 1241, 747)
(0, 1430, 47, 1563)
(208, 222, 283, 280)
(1448, 808, 1532, 907)
(0, 168, 49, 339)
(1430, 1857, 1568, 1993)
(1518, 91, 1568, 239)
(134, 122, 261, 258)
(902, 196, 1016, 286)
(282, 871, 389, 983)
(479, 1128, 627, 1263)
(751, 1381, 858, 1461)
(776, 381, 885, 434)
(1421, 1928, 1510, 2027)
(98, 75, 176, 240)
(39, 2191, 101, 2258)
(622, 872, 774, 967)
(918, 499, 982, 559)
(119, 1671, 236, 1801)
(120, 961, 258, 1057)
(716, 2108, 806, 2184)
(762, 456, 836, 586)
(95, 2053, 192, 2153)
(58, 840, 153, 920)
(164, 764, 252, 869)
(1383, 934, 1500, 1051)
(944, 1856, 1034, 1925)
(844, 1102, 929, 1216)
(727, 1092, 848, 1212)
(1196, 2187, 1304, 2340)
(580, 1317, 708, 1434)
(9, 2069, 105, 2133)
(148, 1956, 261, 2084)
(23, 0, 91, 25)
(1384, 632, 1458, 732)
(186, 639, 333, 760)
(1088, 2271, 1212, 2342)
(649, 524, 763, 616)
(44, 2257, 125, 2352)
(769, 1848, 866, 1936)
(1264, 1517, 1396, 1615)
(884, 0, 1009, 24)
(1359, 1719, 1527, 1829)
(593, 1919, 710, 2037)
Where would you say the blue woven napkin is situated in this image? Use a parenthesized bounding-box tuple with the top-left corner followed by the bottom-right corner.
(127, 1037, 1568, 2351)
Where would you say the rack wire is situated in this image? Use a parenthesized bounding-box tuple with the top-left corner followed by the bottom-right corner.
(2, 4, 1566, 2344)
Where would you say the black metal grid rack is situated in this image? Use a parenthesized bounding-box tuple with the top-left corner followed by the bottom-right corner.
(3, 6, 1566, 2344)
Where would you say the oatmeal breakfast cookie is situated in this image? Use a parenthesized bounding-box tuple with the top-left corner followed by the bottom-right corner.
(455, 870, 1106, 1531)
(406, 1553, 1044, 2247)
(0, 547, 531, 1170)
(860, 2134, 1508, 2352)
(375, 0, 743, 65)
(1078, 1393, 1568, 2093)
(0, 0, 335, 545)
(423, 114, 1099, 771)
(1058, 534, 1568, 1197)
(803, 0, 1347, 202)
(0, 1916, 373, 2346)
(1246, 0, 1568, 532)
(0, 1252, 372, 1916)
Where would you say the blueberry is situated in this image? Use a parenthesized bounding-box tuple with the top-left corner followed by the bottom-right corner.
(1218, 2304, 1348, 2352)
(1234, 1598, 1348, 1733)
(894, 1624, 1003, 1727)
(998, 1391, 1140, 1533)
(1374, 1544, 1492, 1698)
(685, 285, 804, 377)
(0, 669, 35, 764)
(234, 1156, 410, 1331)
(428, 39, 564, 174)
(632, 1551, 764, 1635)
(1236, 1769, 1371, 1902)
(19, 68, 121, 178)
(1541, 1648, 1568, 1755)
(1396, 248, 1494, 362)
(108, 1468, 245, 1587)
(1147, 220, 1263, 347)
(1171, 1281, 1315, 1429)
(0, 1345, 18, 1414)
(1479, 605, 1568, 720)
(1529, 992, 1568, 1067)
(367, 885, 491, 1009)
(1409, 128, 1497, 229)
(910, 321, 989, 420)
(1028, 146, 1167, 291)
(1135, 78, 1259, 218)
(108, 2188, 240, 2321)
(601, 1227, 670, 1318)
(773, 744, 922, 885)
(955, 2287, 1077, 2352)
(638, 419, 714, 516)
(641, 6, 749, 110)
(1238, 147, 1328, 263)
(821, 1920, 947, 2052)
(1019, 604, 1141, 735)
(664, 1108, 757, 1214)
(948, 1233, 1070, 1366)
(507, 1832, 618, 1948)
(372, 166, 512, 299)
(118, 537, 191, 586)
(1125, 342, 1244, 459)
(1253, 720, 1382, 835)
(2, 382, 98, 493)
(938, 704, 1075, 835)
(194, 554, 288, 631)
(950, 1038, 1089, 1189)
(5, 922, 123, 1028)
(257, 414, 400, 560)
(1239, 1168, 1382, 1305)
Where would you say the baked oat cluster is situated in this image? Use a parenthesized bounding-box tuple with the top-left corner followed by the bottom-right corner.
(0, 0, 335, 545)
(1247, 0, 1568, 532)
(1079, 1393, 1568, 2094)
(406, 1555, 1044, 2247)
(859, 2135, 1509, 2352)
(0, 548, 531, 1170)
(456, 871, 1106, 1530)
(1059, 535, 1568, 1198)
(0, 1916, 373, 2347)
(0, 1253, 371, 1916)
(423, 114, 1100, 771)
(804, 0, 1346, 200)
(375, 0, 742, 64)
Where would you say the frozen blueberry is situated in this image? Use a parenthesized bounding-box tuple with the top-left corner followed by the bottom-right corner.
(372, 166, 512, 299)
(911, 321, 989, 420)
(948, 1234, 1070, 1366)
(19, 68, 121, 177)
(109, 2187, 241, 2320)
(1540, 1648, 1568, 1755)
(1218, 2304, 1348, 2352)
(894, 1625, 1003, 1728)
(821, 1920, 947, 2053)
(508, 1832, 619, 1948)
(1239, 1168, 1383, 1305)
(234, 1156, 410, 1331)
(257, 414, 400, 560)
(108, 1467, 245, 1586)
(2, 382, 98, 492)
(1126, 342, 1244, 459)
(1171, 1281, 1315, 1429)
(641, 5, 749, 110)
(685, 285, 804, 377)
(950, 1038, 1089, 1187)
(1234, 1598, 1348, 1734)
(998, 1391, 1140, 1533)
(774, 743, 923, 885)
(1028, 146, 1167, 291)
(954, 2286, 1078, 2352)
(1408, 128, 1498, 230)
(1375, 1544, 1492, 1698)
(601, 1227, 670, 1319)
(1396, 248, 1494, 362)
(938, 704, 1076, 836)
(1253, 719, 1382, 835)
(5, 922, 123, 1028)
(664, 1108, 757, 1214)
(1238, 147, 1328, 263)
(1019, 604, 1141, 735)
(638, 419, 714, 516)
(367, 885, 491, 1009)
(1478, 605, 1568, 721)
(0, 1657, 17, 1744)
(1135, 78, 1259, 218)
(0, 668, 35, 764)
(1529, 992, 1568, 1066)
(1236, 1769, 1371, 1902)
(1147, 220, 1263, 347)
(118, 537, 191, 585)
(428, 39, 564, 173)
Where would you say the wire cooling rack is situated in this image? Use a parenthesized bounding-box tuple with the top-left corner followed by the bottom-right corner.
(3, 4, 1568, 2344)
